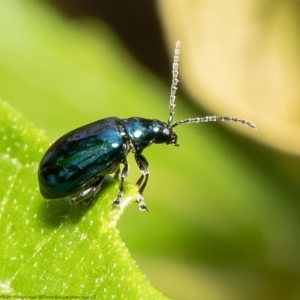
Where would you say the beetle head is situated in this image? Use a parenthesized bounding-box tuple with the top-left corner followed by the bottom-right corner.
(165, 127, 179, 146)
(151, 120, 179, 146)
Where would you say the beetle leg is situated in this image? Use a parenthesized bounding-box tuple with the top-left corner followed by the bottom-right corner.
(134, 154, 149, 212)
(70, 176, 104, 205)
(112, 160, 129, 207)
(114, 166, 121, 180)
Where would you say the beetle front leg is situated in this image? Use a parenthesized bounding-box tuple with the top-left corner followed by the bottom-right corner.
(112, 161, 129, 207)
(134, 154, 149, 212)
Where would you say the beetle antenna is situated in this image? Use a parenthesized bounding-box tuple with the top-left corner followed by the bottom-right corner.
(167, 40, 181, 126)
(167, 41, 256, 130)
(172, 116, 257, 129)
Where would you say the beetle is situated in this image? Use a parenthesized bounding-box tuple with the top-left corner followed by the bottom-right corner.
(38, 41, 256, 211)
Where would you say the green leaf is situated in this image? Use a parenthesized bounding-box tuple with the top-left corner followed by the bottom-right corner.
(0, 101, 167, 298)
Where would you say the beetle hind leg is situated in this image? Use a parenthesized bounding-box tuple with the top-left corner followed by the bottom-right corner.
(70, 176, 104, 205)
(113, 166, 121, 180)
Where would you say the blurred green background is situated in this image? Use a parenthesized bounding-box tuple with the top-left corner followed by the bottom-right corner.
(1, 0, 300, 299)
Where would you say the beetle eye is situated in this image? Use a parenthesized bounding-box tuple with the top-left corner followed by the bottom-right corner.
(166, 130, 178, 146)
(163, 128, 170, 135)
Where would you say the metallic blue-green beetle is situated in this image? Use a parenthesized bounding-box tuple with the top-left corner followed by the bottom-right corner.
(38, 41, 256, 211)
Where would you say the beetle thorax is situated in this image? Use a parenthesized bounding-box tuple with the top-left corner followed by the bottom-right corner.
(122, 118, 178, 152)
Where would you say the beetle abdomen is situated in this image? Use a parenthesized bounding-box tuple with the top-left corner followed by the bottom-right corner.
(38, 118, 125, 200)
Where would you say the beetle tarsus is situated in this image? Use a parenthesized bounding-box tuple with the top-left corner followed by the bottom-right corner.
(112, 200, 120, 206)
(112, 190, 123, 206)
(137, 194, 149, 212)
(139, 204, 149, 212)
